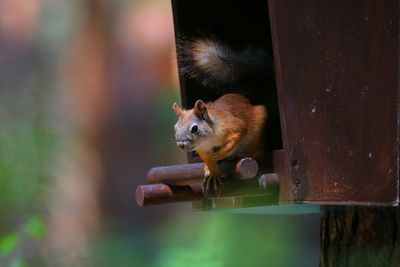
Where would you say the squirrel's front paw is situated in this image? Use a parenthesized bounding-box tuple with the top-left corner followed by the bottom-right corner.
(203, 166, 222, 196)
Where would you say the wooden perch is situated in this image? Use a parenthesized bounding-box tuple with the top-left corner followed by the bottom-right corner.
(147, 157, 259, 185)
(136, 184, 204, 207)
(136, 156, 280, 207)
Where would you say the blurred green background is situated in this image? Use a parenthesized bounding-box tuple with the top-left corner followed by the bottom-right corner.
(0, 0, 320, 266)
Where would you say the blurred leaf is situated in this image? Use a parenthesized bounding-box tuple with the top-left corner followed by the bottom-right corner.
(0, 124, 55, 215)
(24, 216, 45, 239)
(10, 258, 28, 267)
(0, 232, 20, 256)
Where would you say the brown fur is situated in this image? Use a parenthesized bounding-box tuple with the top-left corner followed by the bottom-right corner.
(173, 93, 267, 183)
(201, 94, 267, 169)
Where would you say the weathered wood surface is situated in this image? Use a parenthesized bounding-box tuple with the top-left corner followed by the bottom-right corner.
(269, 0, 399, 204)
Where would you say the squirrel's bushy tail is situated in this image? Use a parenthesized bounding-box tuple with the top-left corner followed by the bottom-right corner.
(177, 38, 270, 88)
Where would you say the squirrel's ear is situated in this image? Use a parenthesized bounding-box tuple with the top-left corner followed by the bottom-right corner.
(194, 100, 207, 116)
(194, 100, 212, 123)
(172, 102, 183, 116)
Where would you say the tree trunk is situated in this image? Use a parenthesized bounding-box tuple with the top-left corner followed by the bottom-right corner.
(320, 206, 400, 267)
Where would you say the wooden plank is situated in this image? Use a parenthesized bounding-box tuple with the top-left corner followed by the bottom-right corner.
(269, 0, 399, 204)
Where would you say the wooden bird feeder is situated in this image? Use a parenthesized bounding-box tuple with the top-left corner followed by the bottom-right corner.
(136, 0, 399, 211)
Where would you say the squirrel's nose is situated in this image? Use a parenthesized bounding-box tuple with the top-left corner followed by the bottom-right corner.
(177, 143, 185, 149)
(176, 141, 186, 149)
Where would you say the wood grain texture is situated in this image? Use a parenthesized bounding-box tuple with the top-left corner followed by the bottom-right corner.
(269, 0, 399, 204)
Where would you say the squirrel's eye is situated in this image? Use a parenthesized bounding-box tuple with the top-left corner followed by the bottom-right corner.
(191, 125, 198, 133)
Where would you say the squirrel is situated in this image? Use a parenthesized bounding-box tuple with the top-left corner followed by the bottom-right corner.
(173, 93, 267, 193)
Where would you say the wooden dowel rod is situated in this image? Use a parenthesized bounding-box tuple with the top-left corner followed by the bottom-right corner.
(147, 163, 204, 185)
(258, 173, 280, 189)
(147, 157, 259, 185)
(136, 184, 204, 207)
(236, 158, 259, 179)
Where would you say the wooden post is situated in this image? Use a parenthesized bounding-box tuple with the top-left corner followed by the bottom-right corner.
(320, 207, 400, 267)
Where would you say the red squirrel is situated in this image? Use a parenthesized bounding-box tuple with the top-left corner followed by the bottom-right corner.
(173, 94, 267, 192)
